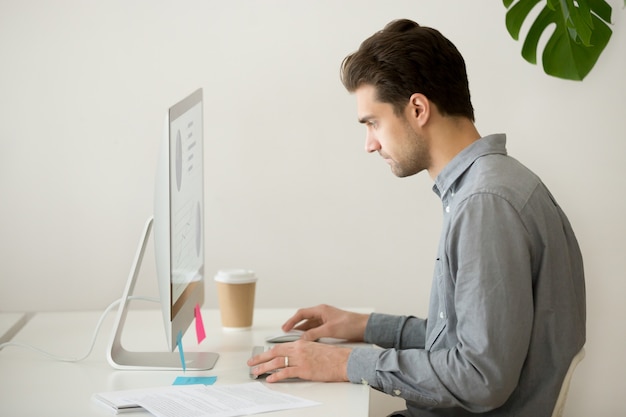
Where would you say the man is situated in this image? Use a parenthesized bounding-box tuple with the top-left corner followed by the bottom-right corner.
(248, 19, 586, 416)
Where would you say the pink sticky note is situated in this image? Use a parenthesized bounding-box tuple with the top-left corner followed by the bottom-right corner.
(194, 304, 206, 344)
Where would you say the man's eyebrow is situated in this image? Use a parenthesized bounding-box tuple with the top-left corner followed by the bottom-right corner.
(358, 115, 375, 124)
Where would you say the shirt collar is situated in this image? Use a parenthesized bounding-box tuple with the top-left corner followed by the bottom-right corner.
(432, 133, 508, 199)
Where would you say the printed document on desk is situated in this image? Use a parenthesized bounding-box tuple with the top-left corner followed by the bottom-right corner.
(93, 382, 321, 417)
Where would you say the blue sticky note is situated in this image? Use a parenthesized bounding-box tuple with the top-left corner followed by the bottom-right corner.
(176, 330, 186, 373)
(173, 376, 217, 386)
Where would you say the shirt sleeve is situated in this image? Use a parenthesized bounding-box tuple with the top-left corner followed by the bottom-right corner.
(363, 313, 427, 349)
(346, 193, 534, 412)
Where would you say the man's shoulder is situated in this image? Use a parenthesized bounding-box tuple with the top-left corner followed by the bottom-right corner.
(458, 153, 542, 208)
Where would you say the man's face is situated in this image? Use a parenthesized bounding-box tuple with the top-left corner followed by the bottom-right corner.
(355, 84, 430, 178)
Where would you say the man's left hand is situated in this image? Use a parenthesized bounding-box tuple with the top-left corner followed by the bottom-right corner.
(247, 340, 352, 383)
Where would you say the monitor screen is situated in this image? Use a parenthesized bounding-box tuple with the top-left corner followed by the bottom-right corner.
(107, 88, 218, 370)
(155, 88, 205, 352)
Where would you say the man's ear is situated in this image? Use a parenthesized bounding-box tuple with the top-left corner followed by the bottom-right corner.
(408, 93, 430, 127)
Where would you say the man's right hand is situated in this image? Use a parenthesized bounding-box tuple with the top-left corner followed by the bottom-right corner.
(281, 304, 370, 342)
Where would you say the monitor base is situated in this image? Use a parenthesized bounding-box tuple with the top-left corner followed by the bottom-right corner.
(107, 217, 219, 371)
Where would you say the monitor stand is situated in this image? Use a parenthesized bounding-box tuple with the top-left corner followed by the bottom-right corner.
(107, 216, 219, 371)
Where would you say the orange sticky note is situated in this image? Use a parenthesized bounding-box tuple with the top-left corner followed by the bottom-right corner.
(194, 304, 206, 344)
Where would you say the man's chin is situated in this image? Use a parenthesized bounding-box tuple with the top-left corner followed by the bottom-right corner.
(390, 165, 422, 178)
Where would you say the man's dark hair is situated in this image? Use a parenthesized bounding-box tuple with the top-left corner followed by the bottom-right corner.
(340, 19, 475, 121)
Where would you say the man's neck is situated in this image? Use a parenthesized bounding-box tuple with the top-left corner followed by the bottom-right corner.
(426, 116, 481, 180)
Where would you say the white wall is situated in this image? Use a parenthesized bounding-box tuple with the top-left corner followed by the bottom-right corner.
(1, 1, 624, 415)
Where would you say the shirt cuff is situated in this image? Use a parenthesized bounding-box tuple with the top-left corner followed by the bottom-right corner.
(346, 347, 384, 386)
(364, 313, 407, 347)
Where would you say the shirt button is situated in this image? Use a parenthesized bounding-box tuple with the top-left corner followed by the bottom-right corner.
(445, 206, 450, 213)
(439, 312, 445, 319)
(393, 389, 402, 396)
(360, 379, 369, 386)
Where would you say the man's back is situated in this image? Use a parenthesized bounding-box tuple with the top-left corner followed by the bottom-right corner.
(418, 134, 586, 416)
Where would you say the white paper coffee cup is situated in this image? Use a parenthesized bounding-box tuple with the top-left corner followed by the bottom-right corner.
(214, 269, 257, 331)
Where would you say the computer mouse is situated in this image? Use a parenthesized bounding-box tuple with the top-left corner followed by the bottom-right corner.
(265, 329, 304, 343)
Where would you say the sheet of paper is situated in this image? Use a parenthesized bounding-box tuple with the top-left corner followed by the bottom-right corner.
(124, 382, 320, 417)
(93, 385, 200, 414)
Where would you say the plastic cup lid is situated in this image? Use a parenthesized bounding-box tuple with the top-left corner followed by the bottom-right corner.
(214, 269, 257, 284)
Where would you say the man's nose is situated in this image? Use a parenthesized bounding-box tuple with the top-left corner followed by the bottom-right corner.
(365, 131, 380, 153)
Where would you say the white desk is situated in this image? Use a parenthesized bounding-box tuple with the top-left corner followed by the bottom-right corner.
(0, 308, 370, 417)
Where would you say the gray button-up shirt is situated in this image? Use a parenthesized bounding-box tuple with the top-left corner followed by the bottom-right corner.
(347, 134, 586, 416)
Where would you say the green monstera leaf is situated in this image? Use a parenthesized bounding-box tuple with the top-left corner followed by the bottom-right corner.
(504, 0, 613, 80)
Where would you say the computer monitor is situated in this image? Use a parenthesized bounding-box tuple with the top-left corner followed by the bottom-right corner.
(107, 88, 219, 370)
